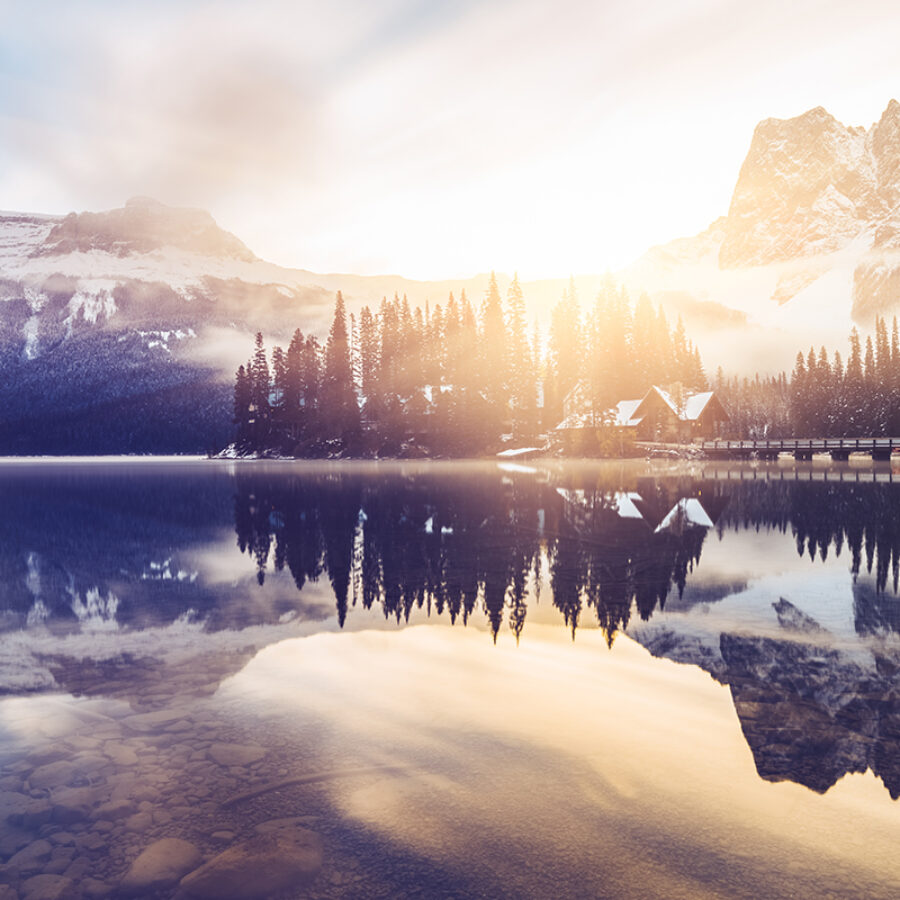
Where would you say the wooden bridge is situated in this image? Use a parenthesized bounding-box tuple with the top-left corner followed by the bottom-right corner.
(700, 437, 900, 462)
(702, 466, 900, 483)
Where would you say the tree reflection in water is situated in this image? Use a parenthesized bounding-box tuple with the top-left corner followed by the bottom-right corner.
(232, 467, 900, 799)
(234, 470, 900, 641)
(233, 469, 724, 644)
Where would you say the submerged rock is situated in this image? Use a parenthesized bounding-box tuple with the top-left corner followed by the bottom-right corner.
(1, 792, 34, 824)
(5, 838, 53, 875)
(179, 828, 323, 899)
(103, 743, 138, 767)
(20, 874, 74, 900)
(121, 708, 192, 733)
(207, 743, 266, 767)
(119, 837, 202, 895)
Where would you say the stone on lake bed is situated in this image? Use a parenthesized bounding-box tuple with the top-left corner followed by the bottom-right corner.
(0, 826, 33, 859)
(6, 838, 52, 874)
(25, 745, 68, 767)
(179, 828, 323, 899)
(103, 743, 139, 767)
(121, 708, 192, 733)
(95, 797, 134, 820)
(119, 837, 202, 895)
(51, 786, 102, 824)
(207, 742, 266, 767)
(124, 811, 153, 832)
(82, 877, 114, 898)
(27, 760, 77, 790)
(21, 874, 74, 900)
(254, 816, 319, 833)
(29, 755, 109, 791)
(1, 791, 34, 823)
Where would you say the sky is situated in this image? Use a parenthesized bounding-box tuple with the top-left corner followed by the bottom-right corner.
(2, 0, 900, 280)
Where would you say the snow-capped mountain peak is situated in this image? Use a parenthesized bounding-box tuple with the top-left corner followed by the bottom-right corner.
(624, 99, 900, 374)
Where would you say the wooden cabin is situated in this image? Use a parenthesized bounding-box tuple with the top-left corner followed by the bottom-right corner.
(555, 382, 729, 448)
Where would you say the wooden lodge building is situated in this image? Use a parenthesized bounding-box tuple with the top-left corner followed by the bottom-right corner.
(555, 381, 729, 447)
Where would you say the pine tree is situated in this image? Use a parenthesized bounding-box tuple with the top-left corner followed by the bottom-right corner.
(322, 292, 360, 444)
(631, 293, 657, 390)
(891, 317, 900, 434)
(846, 327, 864, 434)
(233, 364, 251, 445)
(358, 306, 380, 424)
(301, 335, 321, 438)
(546, 281, 582, 428)
(271, 345, 287, 424)
(284, 329, 304, 440)
(506, 274, 534, 440)
(250, 332, 270, 447)
(790, 352, 808, 435)
(480, 272, 507, 438)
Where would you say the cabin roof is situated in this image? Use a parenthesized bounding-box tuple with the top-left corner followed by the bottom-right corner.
(614, 398, 644, 427)
(556, 382, 727, 431)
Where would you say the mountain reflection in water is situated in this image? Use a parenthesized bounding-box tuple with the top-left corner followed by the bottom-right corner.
(2, 461, 900, 898)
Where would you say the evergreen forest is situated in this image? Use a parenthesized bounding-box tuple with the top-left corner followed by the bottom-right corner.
(231, 275, 707, 457)
(718, 316, 900, 439)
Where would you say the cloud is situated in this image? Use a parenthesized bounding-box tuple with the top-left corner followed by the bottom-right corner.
(2, 0, 900, 278)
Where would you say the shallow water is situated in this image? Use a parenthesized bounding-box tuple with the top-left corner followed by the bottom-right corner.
(1, 459, 900, 899)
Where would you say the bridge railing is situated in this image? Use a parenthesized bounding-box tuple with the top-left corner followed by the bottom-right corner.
(700, 438, 900, 452)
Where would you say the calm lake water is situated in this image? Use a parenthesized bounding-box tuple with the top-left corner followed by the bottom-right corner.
(2, 458, 900, 899)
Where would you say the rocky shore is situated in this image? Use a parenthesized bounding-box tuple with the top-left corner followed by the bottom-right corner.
(0, 685, 383, 899)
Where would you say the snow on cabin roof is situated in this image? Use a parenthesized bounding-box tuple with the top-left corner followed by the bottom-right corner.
(682, 391, 715, 421)
(556, 488, 646, 521)
(638, 386, 717, 422)
(555, 400, 644, 431)
(614, 398, 644, 427)
(614, 491, 644, 519)
(555, 382, 722, 431)
(654, 498, 714, 533)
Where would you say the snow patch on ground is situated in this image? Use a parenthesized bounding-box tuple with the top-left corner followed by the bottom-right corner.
(66, 281, 119, 329)
(70, 588, 120, 632)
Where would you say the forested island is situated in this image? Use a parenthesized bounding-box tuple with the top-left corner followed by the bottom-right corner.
(230, 274, 900, 458)
(230, 275, 707, 457)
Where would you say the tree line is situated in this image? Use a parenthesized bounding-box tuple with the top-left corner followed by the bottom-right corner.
(717, 316, 900, 438)
(232, 275, 708, 456)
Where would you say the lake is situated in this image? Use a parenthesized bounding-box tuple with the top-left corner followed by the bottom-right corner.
(1, 458, 900, 899)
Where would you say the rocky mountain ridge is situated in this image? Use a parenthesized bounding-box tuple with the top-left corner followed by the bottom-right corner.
(624, 99, 900, 372)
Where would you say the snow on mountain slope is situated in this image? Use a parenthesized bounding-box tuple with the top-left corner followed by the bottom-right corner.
(623, 100, 900, 374)
(627, 555, 900, 796)
(0, 196, 340, 357)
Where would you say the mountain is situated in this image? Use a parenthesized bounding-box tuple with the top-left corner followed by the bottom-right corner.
(624, 100, 900, 374)
(628, 583, 900, 798)
(0, 198, 327, 453)
(4, 102, 900, 451)
(0, 197, 587, 453)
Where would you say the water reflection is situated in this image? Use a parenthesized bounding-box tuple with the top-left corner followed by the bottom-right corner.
(232, 468, 900, 642)
(232, 468, 721, 643)
(2, 461, 900, 897)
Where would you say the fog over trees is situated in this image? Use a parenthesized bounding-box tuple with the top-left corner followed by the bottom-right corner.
(232, 276, 707, 456)
(718, 315, 900, 439)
